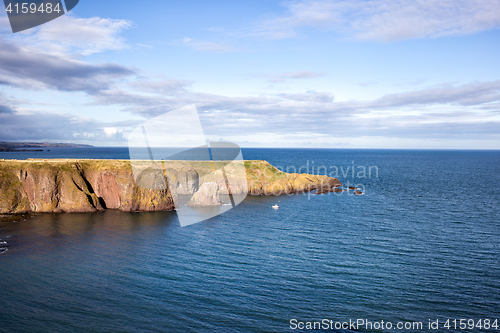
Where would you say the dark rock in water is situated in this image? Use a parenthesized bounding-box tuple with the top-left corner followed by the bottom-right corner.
(354, 190, 363, 195)
(326, 178, 341, 188)
(187, 182, 223, 206)
(314, 185, 330, 195)
(0, 214, 31, 223)
(348, 186, 357, 190)
(0, 240, 8, 255)
(314, 188, 328, 195)
(315, 186, 344, 194)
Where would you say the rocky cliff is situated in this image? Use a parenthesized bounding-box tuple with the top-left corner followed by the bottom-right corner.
(0, 159, 341, 214)
(163, 160, 341, 197)
(187, 182, 223, 207)
(0, 160, 174, 214)
(244, 160, 341, 195)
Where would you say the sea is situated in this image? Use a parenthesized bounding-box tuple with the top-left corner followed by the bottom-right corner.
(0, 148, 499, 333)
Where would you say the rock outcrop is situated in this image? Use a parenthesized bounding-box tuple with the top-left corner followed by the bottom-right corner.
(315, 187, 343, 195)
(187, 182, 223, 206)
(245, 160, 341, 196)
(164, 168, 199, 195)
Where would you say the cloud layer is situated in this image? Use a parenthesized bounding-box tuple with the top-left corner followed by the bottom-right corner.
(84, 79, 500, 142)
(15, 15, 132, 55)
(266, 71, 327, 83)
(182, 37, 236, 52)
(255, 0, 500, 41)
(0, 109, 130, 142)
(0, 38, 134, 92)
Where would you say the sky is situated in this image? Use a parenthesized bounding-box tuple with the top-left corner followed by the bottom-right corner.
(0, 0, 500, 148)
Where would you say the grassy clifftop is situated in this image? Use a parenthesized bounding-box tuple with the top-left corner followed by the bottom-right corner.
(243, 160, 340, 195)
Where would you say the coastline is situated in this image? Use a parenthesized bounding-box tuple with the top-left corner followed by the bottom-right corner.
(0, 142, 93, 152)
(0, 159, 341, 215)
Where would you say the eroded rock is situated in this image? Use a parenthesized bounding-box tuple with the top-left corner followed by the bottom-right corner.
(187, 182, 223, 206)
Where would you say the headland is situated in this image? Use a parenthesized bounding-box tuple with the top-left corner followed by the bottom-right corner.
(0, 159, 341, 214)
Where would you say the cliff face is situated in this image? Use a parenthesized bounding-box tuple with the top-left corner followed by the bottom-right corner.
(163, 160, 340, 197)
(187, 182, 223, 207)
(0, 160, 174, 214)
(0, 159, 341, 214)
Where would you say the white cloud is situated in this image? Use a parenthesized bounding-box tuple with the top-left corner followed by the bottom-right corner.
(371, 81, 500, 107)
(26, 15, 132, 55)
(282, 71, 326, 79)
(1, 13, 131, 54)
(128, 79, 193, 95)
(278, 91, 334, 102)
(266, 71, 327, 83)
(0, 14, 10, 33)
(254, 0, 500, 41)
(103, 127, 122, 137)
(182, 37, 236, 52)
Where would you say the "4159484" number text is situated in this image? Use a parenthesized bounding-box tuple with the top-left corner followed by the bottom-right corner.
(6, 2, 62, 14)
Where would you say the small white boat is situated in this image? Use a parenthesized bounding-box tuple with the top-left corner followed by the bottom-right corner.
(272, 204, 279, 209)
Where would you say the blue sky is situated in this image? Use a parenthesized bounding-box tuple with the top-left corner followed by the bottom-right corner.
(1, 0, 500, 148)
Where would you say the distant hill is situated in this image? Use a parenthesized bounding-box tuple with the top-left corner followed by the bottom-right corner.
(0, 142, 93, 152)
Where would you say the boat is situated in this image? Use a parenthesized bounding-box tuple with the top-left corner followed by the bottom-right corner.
(272, 204, 279, 209)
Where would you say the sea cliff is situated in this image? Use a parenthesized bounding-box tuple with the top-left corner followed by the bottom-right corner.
(0, 159, 341, 214)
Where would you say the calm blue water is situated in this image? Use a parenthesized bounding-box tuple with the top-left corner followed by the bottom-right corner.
(1, 149, 499, 332)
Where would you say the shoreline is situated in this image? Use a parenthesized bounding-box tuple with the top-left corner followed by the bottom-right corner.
(0, 159, 341, 215)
